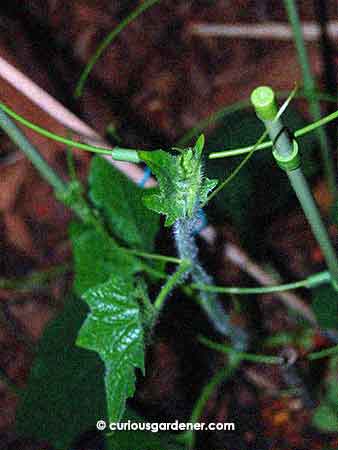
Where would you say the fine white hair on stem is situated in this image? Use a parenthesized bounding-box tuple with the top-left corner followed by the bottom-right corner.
(174, 216, 248, 350)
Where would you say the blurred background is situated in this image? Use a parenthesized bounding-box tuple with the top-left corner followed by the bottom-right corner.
(0, 1, 337, 449)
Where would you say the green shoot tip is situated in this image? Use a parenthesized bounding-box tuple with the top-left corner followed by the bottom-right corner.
(195, 133, 205, 152)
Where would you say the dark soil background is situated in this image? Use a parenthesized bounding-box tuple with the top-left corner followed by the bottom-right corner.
(0, 1, 337, 449)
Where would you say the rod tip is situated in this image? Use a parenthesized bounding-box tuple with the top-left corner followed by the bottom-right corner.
(111, 147, 141, 163)
(251, 86, 277, 120)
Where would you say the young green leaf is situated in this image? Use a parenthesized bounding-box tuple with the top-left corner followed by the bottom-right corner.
(89, 157, 159, 251)
(16, 296, 107, 450)
(70, 222, 141, 296)
(76, 274, 145, 422)
(139, 135, 217, 226)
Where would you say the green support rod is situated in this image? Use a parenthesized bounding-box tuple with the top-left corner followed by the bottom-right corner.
(0, 108, 67, 196)
(283, 0, 337, 200)
(251, 86, 338, 291)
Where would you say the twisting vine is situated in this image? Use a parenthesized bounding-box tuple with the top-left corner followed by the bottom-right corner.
(174, 215, 247, 349)
(139, 135, 248, 350)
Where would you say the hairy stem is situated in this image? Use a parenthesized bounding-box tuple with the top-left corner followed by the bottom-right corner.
(174, 215, 248, 350)
(154, 259, 191, 311)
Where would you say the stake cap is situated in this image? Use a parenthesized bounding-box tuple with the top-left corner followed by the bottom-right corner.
(251, 86, 278, 120)
(111, 148, 141, 163)
(272, 139, 301, 171)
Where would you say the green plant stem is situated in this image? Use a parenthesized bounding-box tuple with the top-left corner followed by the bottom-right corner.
(177, 89, 337, 147)
(288, 169, 338, 286)
(283, 0, 337, 199)
(308, 344, 338, 360)
(154, 259, 191, 311)
(209, 106, 338, 159)
(0, 106, 107, 233)
(5, 129, 178, 274)
(139, 263, 167, 280)
(297, 108, 338, 139)
(0, 101, 150, 161)
(0, 101, 112, 156)
(181, 365, 234, 449)
(0, 108, 67, 195)
(204, 87, 297, 205)
(203, 129, 268, 206)
(174, 216, 248, 349)
(199, 336, 283, 364)
(2, 97, 334, 291)
(123, 249, 182, 264)
(201, 337, 338, 364)
(0, 106, 182, 277)
(3, 96, 338, 163)
(192, 270, 330, 295)
(190, 366, 231, 424)
(282, 174, 338, 291)
(251, 87, 338, 290)
(74, 0, 162, 98)
(66, 133, 78, 181)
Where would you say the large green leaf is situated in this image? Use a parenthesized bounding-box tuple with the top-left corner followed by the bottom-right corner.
(76, 274, 145, 423)
(313, 356, 338, 432)
(313, 404, 338, 432)
(312, 284, 338, 330)
(139, 135, 217, 226)
(89, 156, 159, 251)
(70, 221, 141, 296)
(16, 296, 107, 450)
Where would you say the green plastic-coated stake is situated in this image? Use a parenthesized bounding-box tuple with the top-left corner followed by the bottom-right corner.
(250, 86, 278, 121)
(251, 86, 338, 291)
(0, 108, 67, 195)
(283, 0, 337, 200)
(111, 147, 141, 163)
